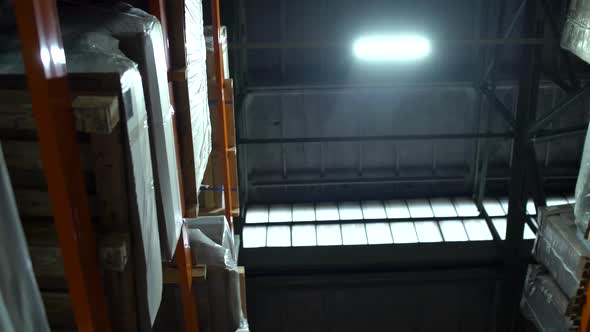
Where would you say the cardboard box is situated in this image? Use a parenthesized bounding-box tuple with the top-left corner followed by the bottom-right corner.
(117, 11, 183, 261)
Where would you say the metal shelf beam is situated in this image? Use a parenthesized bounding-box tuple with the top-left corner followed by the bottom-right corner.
(211, 0, 235, 228)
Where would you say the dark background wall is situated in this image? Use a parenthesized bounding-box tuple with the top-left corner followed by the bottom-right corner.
(246, 267, 535, 332)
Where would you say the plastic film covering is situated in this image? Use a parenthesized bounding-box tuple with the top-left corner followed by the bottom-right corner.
(0, 144, 50, 332)
(535, 205, 590, 313)
(521, 265, 575, 331)
(59, 4, 183, 260)
(204, 25, 229, 80)
(562, 0, 590, 65)
(187, 216, 249, 332)
(575, 125, 590, 237)
(0, 31, 163, 329)
(186, 0, 212, 196)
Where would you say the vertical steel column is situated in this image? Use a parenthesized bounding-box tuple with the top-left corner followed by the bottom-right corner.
(471, 0, 493, 200)
(211, 0, 234, 228)
(476, 0, 504, 204)
(499, 0, 539, 329)
(13, 1, 111, 331)
(149, 2, 200, 331)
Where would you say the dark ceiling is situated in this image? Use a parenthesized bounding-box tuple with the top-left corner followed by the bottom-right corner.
(227, 0, 589, 204)
(227, 0, 574, 86)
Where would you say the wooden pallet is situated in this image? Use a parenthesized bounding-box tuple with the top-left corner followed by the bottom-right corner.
(0, 74, 140, 332)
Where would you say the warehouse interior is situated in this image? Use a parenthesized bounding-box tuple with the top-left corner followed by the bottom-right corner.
(2, 0, 590, 331)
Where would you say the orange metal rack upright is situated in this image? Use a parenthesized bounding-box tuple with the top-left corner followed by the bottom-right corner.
(152, 0, 234, 326)
(13, 1, 112, 331)
(150, 0, 233, 330)
(210, 0, 234, 229)
(581, 284, 590, 331)
(148, 0, 201, 331)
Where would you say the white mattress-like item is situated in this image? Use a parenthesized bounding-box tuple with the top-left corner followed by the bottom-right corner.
(105, 7, 184, 261)
(186, 0, 212, 199)
(58, 3, 185, 261)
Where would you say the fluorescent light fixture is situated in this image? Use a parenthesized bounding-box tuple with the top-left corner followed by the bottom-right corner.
(338, 202, 363, 220)
(384, 200, 410, 219)
(407, 199, 433, 218)
(266, 226, 291, 247)
(415, 221, 443, 243)
(246, 205, 269, 224)
(243, 226, 267, 248)
(317, 224, 343, 246)
(361, 200, 387, 219)
(366, 223, 393, 244)
(390, 222, 418, 244)
(439, 220, 469, 242)
(341, 223, 368, 245)
(353, 35, 431, 61)
(292, 225, 317, 247)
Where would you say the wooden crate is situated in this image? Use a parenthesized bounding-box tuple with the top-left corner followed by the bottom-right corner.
(0, 74, 139, 332)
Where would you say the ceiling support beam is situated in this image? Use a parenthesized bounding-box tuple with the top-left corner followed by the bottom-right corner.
(531, 125, 588, 142)
(537, 0, 581, 90)
(499, 0, 540, 329)
(239, 132, 512, 145)
(528, 85, 590, 136)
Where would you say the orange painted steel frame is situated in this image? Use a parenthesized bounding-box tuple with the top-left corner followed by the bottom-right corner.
(13, 1, 112, 331)
(149, 1, 200, 331)
(210, 0, 234, 228)
(582, 287, 590, 331)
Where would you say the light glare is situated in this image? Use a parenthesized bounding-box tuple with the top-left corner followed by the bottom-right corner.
(354, 35, 431, 61)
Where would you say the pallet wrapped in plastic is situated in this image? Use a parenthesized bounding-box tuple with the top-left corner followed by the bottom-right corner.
(187, 216, 249, 332)
(0, 31, 163, 329)
(182, 0, 212, 211)
(153, 216, 248, 332)
(534, 204, 590, 321)
(521, 265, 576, 331)
(58, 3, 183, 260)
(0, 143, 51, 332)
(562, 0, 590, 65)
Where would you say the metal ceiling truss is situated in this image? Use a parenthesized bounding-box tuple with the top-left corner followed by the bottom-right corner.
(473, 0, 587, 329)
(234, 0, 588, 329)
(235, 2, 585, 199)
